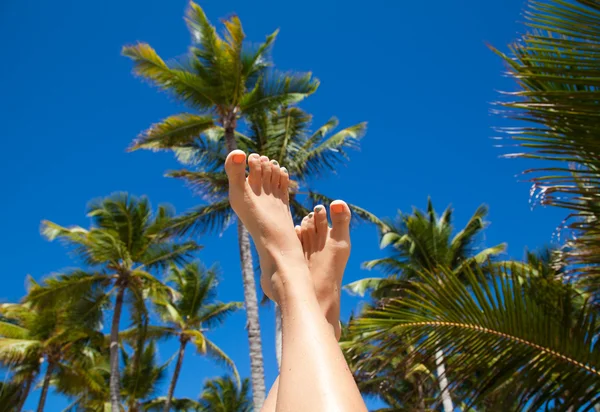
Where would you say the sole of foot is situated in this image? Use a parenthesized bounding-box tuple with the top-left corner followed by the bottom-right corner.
(296, 201, 351, 340)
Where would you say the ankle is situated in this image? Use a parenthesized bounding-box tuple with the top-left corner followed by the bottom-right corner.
(271, 266, 314, 306)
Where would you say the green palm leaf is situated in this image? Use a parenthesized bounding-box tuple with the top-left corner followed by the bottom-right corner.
(492, 0, 600, 300)
(353, 264, 600, 410)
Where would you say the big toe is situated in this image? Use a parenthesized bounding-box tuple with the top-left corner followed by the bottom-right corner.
(225, 150, 247, 190)
(330, 200, 351, 238)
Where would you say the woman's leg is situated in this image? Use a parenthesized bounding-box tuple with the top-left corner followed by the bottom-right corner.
(225, 150, 366, 412)
(262, 201, 353, 411)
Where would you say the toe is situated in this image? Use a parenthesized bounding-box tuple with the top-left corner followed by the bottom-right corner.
(313, 205, 328, 234)
(279, 167, 290, 202)
(295, 225, 302, 242)
(270, 160, 281, 189)
(301, 215, 312, 249)
(247, 153, 262, 193)
(260, 156, 272, 193)
(225, 150, 247, 190)
(330, 200, 351, 237)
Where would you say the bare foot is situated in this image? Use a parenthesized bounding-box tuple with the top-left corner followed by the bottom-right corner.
(295, 201, 351, 340)
(224, 150, 305, 302)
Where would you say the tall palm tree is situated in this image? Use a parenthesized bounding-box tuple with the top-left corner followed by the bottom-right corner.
(353, 264, 600, 410)
(122, 5, 318, 406)
(491, 0, 600, 303)
(0, 301, 103, 412)
(198, 375, 252, 412)
(124, 262, 241, 412)
(348, 199, 505, 411)
(28, 193, 200, 412)
(136, 106, 378, 373)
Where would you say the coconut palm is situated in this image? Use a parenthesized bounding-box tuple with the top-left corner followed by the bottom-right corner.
(491, 0, 600, 303)
(28, 193, 200, 412)
(0, 381, 26, 412)
(353, 263, 600, 410)
(124, 262, 241, 412)
(136, 106, 378, 372)
(347, 199, 505, 411)
(0, 300, 104, 412)
(198, 375, 252, 412)
(122, 4, 318, 406)
(339, 321, 435, 411)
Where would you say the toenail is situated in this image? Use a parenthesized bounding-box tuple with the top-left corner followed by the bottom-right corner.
(261, 156, 269, 162)
(315, 205, 324, 212)
(249, 153, 260, 159)
(308, 212, 314, 218)
(232, 154, 245, 164)
(331, 204, 344, 213)
(281, 167, 288, 174)
(271, 160, 279, 166)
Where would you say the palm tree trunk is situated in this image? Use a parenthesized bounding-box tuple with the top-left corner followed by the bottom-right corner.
(110, 285, 126, 412)
(17, 374, 34, 412)
(36, 361, 53, 412)
(237, 221, 266, 409)
(224, 119, 266, 409)
(435, 347, 454, 412)
(164, 339, 187, 412)
(275, 304, 282, 369)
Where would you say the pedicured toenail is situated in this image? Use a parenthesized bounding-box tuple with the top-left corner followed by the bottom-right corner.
(281, 167, 288, 174)
(232, 154, 245, 164)
(308, 212, 314, 218)
(315, 205, 324, 212)
(331, 204, 344, 213)
(271, 160, 279, 166)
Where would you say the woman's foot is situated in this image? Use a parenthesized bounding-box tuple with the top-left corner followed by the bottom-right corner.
(224, 150, 306, 302)
(295, 201, 351, 340)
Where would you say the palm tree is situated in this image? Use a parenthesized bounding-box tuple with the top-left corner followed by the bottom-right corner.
(339, 322, 435, 411)
(0, 381, 26, 412)
(125, 262, 241, 412)
(198, 375, 252, 412)
(353, 264, 600, 410)
(122, 5, 318, 406)
(491, 0, 600, 303)
(29, 193, 200, 412)
(135, 106, 378, 372)
(0, 301, 103, 412)
(348, 199, 505, 411)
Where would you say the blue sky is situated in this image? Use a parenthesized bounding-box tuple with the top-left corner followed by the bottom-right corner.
(0, 0, 568, 410)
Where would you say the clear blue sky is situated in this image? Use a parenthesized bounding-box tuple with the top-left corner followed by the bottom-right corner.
(1, 0, 567, 410)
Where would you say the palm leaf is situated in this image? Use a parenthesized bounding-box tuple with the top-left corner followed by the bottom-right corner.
(129, 113, 215, 151)
(492, 0, 600, 300)
(353, 264, 600, 410)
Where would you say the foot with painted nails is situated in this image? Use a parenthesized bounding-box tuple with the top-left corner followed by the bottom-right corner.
(296, 201, 351, 340)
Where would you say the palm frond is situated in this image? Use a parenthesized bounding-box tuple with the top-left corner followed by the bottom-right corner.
(293, 122, 367, 180)
(0, 339, 42, 365)
(122, 43, 215, 110)
(166, 169, 228, 202)
(240, 71, 319, 115)
(198, 302, 243, 328)
(166, 199, 234, 236)
(129, 113, 215, 151)
(189, 330, 240, 385)
(493, 0, 600, 299)
(139, 241, 201, 271)
(353, 264, 600, 410)
(141, 396, 201, 411)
